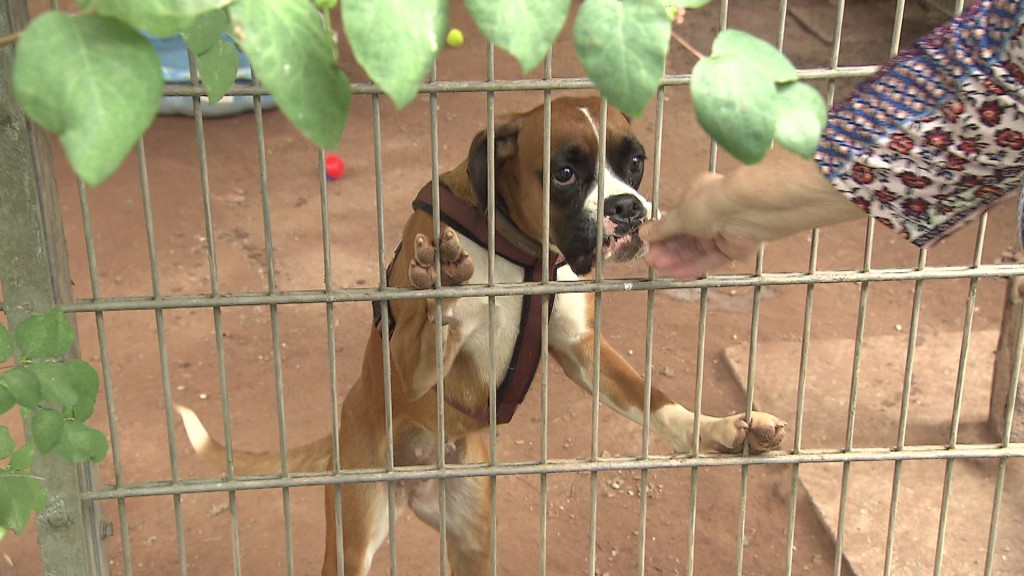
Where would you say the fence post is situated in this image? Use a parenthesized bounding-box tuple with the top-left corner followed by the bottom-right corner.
(0, 2, 109, 575)
(990, 250, 1024, 443)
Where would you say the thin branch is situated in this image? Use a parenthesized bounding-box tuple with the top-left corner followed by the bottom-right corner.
(0, 32, 19, 48)
(671, 31, 705, 60)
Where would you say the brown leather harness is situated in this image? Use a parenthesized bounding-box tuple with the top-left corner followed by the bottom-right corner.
(373, 182, 565, 424)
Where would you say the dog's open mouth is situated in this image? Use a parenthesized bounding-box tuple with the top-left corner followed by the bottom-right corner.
(602, 217, 647, 262)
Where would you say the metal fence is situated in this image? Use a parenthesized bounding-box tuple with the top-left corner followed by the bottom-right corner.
(2, 1, 1023, 575)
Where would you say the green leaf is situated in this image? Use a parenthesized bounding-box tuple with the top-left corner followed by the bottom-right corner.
(774, 81, 827, 159)
(53, 421, 108, 463)
(0, 324, 12, 363)
(678, 0, 713, 8)
(710, 29, 798, 84)
(12, 12, 163, 186)
(117, 13, 197, 38)
(91, 0, 233, 18)
(231, 0, 351, 148)
(31, 409, 66, 455)
(182, 8, 230, 55)
(342, 0, 447, 109)
(691, 55, 777, 164)
(27, 364, 79, 411)
(1, 368, 42, 409)
(0, 427, 13, 461)
(0, 388, 15, 415)
(8, 445, 34, 472)
(12, 308, 74, 360)
(573, 0, 670, 118)
(64, 360, 100, 421)
(197, 39, 239, 103)
(0, 473, 47, 534)
(465, 0, 571, 72)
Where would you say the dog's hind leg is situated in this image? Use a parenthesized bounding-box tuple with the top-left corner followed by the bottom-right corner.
(321, 481, 397, 576)
(407, 433, 492, 575)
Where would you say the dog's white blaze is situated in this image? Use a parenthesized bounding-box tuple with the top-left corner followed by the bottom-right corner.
(579, 106, 600, 142)
(582, 167, 651, 223)
(576, 108, 652, 222)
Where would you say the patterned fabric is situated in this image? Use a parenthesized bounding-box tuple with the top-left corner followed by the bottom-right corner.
(816, 0, 1024, 247)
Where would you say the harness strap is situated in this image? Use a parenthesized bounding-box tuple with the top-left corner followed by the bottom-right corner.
(373, 182, 563, 424)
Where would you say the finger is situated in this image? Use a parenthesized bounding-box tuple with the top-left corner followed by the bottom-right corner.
(639, 209, 683, 243)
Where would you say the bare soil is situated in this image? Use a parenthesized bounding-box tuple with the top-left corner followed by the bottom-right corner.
(2, 1, 1019, 575)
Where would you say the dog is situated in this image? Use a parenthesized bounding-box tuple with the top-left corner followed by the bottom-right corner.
(177, 96, 786, 576)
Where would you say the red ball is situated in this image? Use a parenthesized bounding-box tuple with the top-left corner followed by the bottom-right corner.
(325, 153, 346, 180)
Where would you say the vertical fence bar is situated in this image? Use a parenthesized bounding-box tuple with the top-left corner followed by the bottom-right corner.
(135, 137, 193, 576)
(0, 5, 109, 575)
(984, 295, 1023, 575)
(637, 85, 666, 576)
(76, 176, 129, 575)
(186, 48, 245, 576)
(685, 287, 709, 576)
(538, 50, 554, 576)
(933, 217, 988, 575)
(250, 91, 296, 576)
(882, 249, 927, 576)
(371, 91, 398, 576)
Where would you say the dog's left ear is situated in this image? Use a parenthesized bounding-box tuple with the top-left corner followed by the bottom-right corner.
(467, 115, 522, 211)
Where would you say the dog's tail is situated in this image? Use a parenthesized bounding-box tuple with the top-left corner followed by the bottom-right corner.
(175, 405, 334, 475)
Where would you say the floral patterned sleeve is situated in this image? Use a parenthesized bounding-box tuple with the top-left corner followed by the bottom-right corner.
(815, 0, 1024, 247)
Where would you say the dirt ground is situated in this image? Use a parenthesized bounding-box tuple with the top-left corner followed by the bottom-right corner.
(3, 1, 1021, 575)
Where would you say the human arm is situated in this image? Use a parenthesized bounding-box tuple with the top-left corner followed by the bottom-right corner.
(641, 147, 865, 279)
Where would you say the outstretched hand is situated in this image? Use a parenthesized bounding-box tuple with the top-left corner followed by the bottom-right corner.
(641, 217, 760, 280)
(640, 172, 761, 279)
(639, 151, 862, 279)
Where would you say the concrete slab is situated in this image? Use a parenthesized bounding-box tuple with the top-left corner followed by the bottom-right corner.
(723, 330, 1023, 576)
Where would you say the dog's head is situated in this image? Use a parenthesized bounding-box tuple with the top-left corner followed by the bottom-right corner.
(466, 97, 652, 276)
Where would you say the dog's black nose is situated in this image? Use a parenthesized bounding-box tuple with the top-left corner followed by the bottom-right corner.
(604, 194, 646, 226)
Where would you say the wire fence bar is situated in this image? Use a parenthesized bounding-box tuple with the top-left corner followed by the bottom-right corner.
(372, 89, 399, 576)
(135, 135, 191, 576)
(933, 217, 989, 576)
(187, 48, 245, 576)
(537, 51, 554, 576)
(78, 443, 1024, 501)
(158, 65, 886, 100)
(75, 169, 132, 576)
(881, 249, 928, 576)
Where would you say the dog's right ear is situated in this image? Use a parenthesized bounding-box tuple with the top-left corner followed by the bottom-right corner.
(467, 116, 522, 211)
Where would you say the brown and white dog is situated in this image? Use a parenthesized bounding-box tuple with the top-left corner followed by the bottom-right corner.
(177, 97, 786, 576)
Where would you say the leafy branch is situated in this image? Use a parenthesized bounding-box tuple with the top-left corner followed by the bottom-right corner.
(0, 309, 108, 540)
(4, 0, 826, 186)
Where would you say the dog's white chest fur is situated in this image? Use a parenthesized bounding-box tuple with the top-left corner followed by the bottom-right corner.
(450, 240, 588, 387)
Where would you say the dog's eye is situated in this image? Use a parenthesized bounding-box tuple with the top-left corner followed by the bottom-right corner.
(628, 155, 644, 174)
(553, 167, 577, 186)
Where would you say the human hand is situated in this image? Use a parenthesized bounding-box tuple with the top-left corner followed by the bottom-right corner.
(640, 173, 761, 279)
(641, 220, 760, 280)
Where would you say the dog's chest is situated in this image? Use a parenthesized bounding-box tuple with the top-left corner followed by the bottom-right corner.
(448, 241, 588, 385)
(449, 241, 526, 381)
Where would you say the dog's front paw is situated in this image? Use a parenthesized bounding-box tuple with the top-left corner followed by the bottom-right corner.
(409, 228, 474, 289)
(409, 228, 475, 325)
(714, 412, 786, 454)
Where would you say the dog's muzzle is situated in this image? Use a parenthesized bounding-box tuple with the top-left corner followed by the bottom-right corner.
(602, 194, 649, 262)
